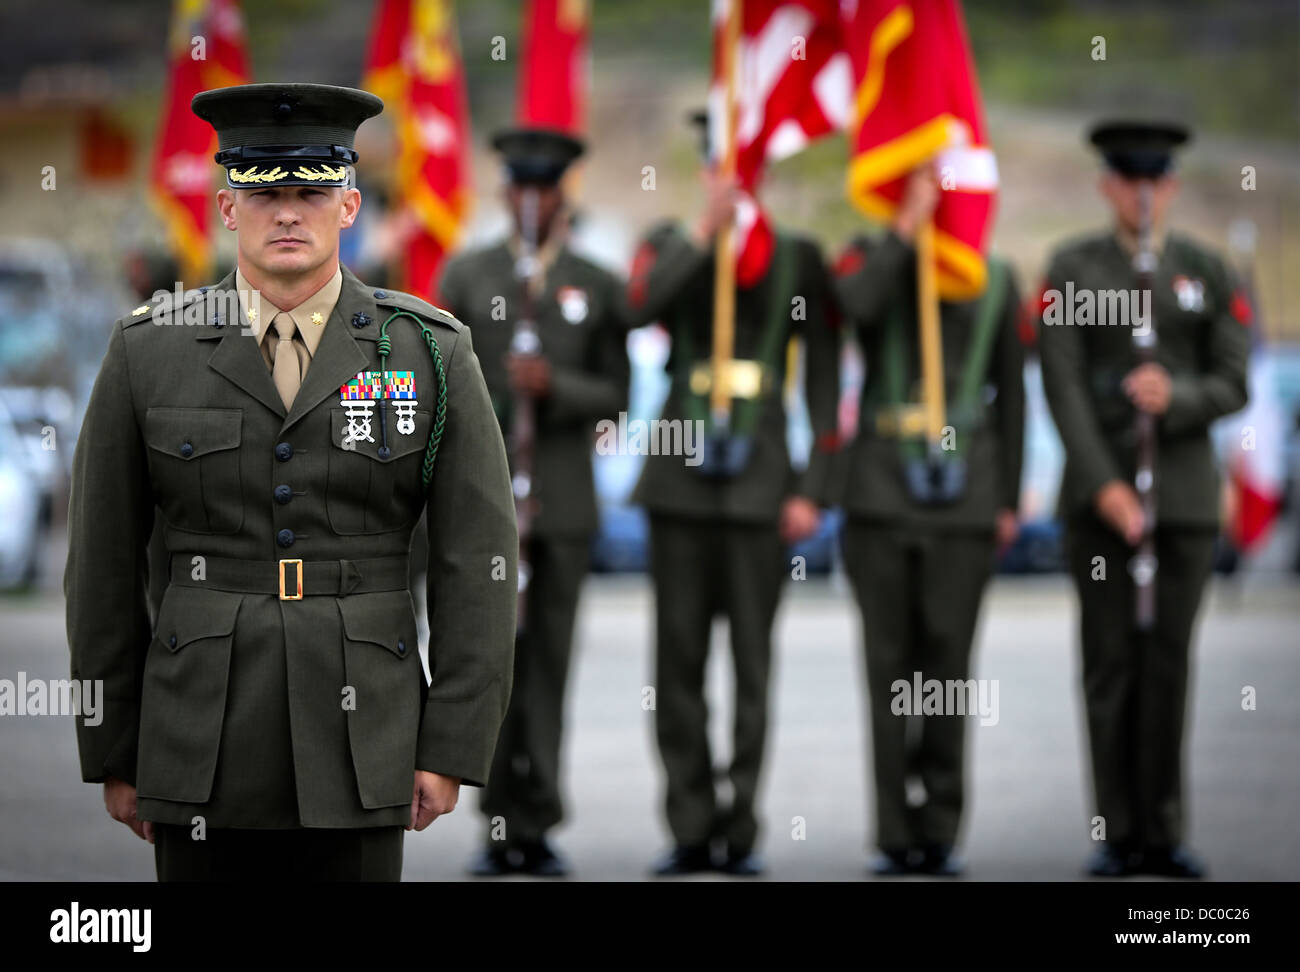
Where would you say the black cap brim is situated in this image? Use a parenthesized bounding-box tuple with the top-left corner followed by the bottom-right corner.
(1088, 120, 1191, 177)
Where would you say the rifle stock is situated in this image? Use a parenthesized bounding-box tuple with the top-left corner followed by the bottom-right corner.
(1130, 182, 1159, 630)
(510, 188, 542, 634)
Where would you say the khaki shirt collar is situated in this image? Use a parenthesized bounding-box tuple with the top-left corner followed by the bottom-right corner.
(235, 265, 343, 358)
(1114, 224, 1167, 260)
(507, 215, 569, 299)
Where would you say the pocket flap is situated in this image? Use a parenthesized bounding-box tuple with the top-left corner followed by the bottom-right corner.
(337, 591, 417, 659)
(154, 585, 243, 652)
(146, 407, 242, 460)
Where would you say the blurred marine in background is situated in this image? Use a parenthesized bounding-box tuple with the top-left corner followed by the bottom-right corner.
(1037, 121, 1251, 879)
(834, 165, 1025, 877)
(438, 127, 630, 877)
(624, 115, 842, 876)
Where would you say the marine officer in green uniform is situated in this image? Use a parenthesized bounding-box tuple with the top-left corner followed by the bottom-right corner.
(437, 128, 629, 877)
(65, 83, 518, 881)
(834, 164, 1025, 877)
(1038, 121, 1250, 879)
(624, 129, 842, 876)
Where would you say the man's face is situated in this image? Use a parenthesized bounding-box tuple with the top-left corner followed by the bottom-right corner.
(504, 181, 565, 242)
(1099, 171, 1178, 233)
(217, 184, 360, 278)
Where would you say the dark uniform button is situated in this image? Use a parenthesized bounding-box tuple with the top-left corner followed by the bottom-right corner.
(276, 528, 295, 548)
(168, 634, 177, 648)
(179, 442, 194, 458)
(275, 442, 293, 462)
(274, 484, 293, 505)
(373, 290, 387, 299)
(396, 639, 407, 656)
(377, 445, 390, 460)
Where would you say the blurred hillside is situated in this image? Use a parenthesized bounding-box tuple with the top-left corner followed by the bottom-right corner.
(1, 0, 1296, 334)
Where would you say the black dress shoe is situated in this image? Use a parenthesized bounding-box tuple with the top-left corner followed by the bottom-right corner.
(868, 848, 914, 876)
(651, 845, 715, 876)
(1142, 846, 1205, 879)
(1085, 844, 1139, 877)
(520, 839, 570, 877)
(916, 843, 964, 877)
(719, 851, 765, 876)
(467, 844, 526, 877)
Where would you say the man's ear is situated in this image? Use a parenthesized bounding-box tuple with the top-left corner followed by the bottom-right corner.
(217, 189, 237, 231)
(340, 187, 361, 229)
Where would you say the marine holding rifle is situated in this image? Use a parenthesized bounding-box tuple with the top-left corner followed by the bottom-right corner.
(1037, 121, 1250, 879)
(438, 127, 630, 877)
(834, 163, 1025, 878)
(624, 114, 842, 877)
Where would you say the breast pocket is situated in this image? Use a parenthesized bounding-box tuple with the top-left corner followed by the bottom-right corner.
(144, 407, 244, 534)
(326, 402, 432, 535)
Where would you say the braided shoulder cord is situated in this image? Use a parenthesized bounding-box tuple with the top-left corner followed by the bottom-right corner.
(377, 310, 449, 488)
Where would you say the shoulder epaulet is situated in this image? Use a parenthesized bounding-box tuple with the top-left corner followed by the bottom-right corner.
(373, 289, 463, 332)
(122, 287, 210, 328)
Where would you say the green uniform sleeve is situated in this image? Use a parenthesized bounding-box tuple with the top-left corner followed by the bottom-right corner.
(64, 322, 155, 785)
(1037, 253, 1124, 503)
(543, 273, 631, 426)
(791, 241, 843, 506)
(994, 267, 1026, 512)
(1162, 261, 1250, 436)
(417, 326, 518, 787)
(623, 223, 708, 327)
(834, 230, 912, 331)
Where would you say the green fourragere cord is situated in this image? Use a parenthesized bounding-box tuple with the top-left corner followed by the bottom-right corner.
(375, 309, 448, 487)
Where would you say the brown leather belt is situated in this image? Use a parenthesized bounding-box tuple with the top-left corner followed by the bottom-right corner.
(169, 555, 410, 600)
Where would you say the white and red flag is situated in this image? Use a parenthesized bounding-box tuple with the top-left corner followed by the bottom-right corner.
(709, 0, 851, 286)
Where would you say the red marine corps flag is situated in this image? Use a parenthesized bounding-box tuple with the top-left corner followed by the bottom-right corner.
(711, 0, 850, 286)
(364, 0, 471, 301)
(843, 0, 997, 300)
(150, 0, 249, 285)
(518, 0, 589, 134)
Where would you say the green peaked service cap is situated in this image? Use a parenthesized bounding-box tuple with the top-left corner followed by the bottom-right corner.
(192, 82, 384, 189)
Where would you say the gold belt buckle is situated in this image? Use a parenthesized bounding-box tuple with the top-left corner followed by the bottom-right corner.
(279, 559, 303, 600)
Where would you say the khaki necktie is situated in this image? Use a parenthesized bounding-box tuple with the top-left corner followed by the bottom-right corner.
(271, 312, 302, 408)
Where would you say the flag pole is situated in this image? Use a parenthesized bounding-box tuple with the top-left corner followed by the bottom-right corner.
(709, 0, 742, 428)
(916, 214, 946, 442)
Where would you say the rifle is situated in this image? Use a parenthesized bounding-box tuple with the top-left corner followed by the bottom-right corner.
(1129, 181, 1159, 630)
(509, 187, 542, 634)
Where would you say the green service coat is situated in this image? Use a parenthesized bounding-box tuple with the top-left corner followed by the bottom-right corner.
(1037, 230, 1250, 525)
(834, 230, 1025, 528)
(623, 222, 842, 520)
(65, 266, 518, 829)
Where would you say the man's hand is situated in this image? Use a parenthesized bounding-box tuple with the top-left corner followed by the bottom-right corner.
(1123, 362, 1172, 415)
(995, 508, 1019, 555)
(1094, 479, 1145, 546)
(691, 169, 740, 247)
(779, 496, 822, 545)
(506, 353, 552, 397)
(409, 770, 461, 832)
(892, 164, 941, 242)
(104, 776, 153, 843)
